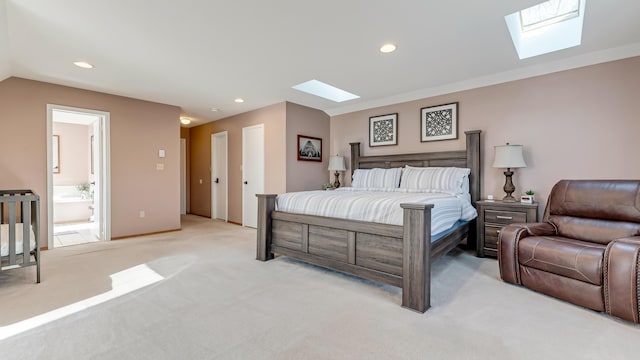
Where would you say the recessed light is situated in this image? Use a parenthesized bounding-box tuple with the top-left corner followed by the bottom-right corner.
(379, 43, 397, 53)
(180, 118, 191, 125)
(210, 107, 219, 112)
(234, 98, 245, 103)
(73, 61, 94, 69)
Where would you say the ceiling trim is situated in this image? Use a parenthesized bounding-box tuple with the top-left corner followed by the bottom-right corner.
(325, 41, 640, 116)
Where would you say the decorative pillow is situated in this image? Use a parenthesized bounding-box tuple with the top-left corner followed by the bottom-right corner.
(351, 168, 402, 189)
(399, 166, 470, 194)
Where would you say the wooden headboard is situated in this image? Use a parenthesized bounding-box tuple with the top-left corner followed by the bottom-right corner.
(349, 130, 481, 205)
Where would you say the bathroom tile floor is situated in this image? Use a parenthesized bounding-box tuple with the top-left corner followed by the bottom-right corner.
(53, 222, 99, 247)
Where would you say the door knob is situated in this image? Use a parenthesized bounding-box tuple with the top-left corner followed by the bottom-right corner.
(243, 181, 248, 185)
(215, 178, 219, 183)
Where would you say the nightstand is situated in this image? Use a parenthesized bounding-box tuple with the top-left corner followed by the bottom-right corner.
(476, 200, 539, 258)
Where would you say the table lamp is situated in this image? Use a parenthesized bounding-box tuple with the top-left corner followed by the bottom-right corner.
(328, 155, 346, 188)
(492, 143, 526, 202)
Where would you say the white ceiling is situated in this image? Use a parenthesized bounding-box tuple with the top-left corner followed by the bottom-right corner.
(1, 0, 640, 127)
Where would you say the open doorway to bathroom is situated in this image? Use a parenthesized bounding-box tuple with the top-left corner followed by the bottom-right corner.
(47, 105, 111, 249)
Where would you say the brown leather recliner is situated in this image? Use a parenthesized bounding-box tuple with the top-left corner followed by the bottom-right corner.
(499, 180, 640, 323)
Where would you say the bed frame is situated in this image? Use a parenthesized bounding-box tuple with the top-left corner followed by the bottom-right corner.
(1, 189, 41, 283)
(256, 130, 480, 312)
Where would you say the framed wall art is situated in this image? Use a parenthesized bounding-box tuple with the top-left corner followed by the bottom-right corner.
(297, 135, 322, 162)
(420, 102, 458, 142)
(369, 113, 398, 147)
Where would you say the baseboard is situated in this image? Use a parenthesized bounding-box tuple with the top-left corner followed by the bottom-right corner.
(111, 228, 181, 240)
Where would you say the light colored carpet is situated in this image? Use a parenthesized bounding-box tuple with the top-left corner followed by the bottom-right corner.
(0, 215, 638, 359)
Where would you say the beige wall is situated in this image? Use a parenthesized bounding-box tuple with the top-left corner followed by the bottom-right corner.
(285, 102, 331, 192)
(52, 122, 90, 186)
(0, 77, 182, 240)
(331, 56, 640, 217)
(189, 102, 287, 222)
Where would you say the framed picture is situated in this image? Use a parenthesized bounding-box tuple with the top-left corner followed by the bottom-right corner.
(52, 135, 60, 173)
(420, 102, 458, 142)
(297, 135, 322, 162)
(369, 113, 398, 147)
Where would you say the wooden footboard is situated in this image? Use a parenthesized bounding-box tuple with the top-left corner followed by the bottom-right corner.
(256, 194, 465, 312)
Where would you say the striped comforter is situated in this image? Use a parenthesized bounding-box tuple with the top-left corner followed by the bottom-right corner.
(276, 188, 477, 235)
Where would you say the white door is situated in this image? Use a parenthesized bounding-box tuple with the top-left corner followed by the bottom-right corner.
(87, 112, 110, 242)
(211, 131, 228, 221)
(242, 124, 264, 228)
(90, 118, 101, 240)
(180, 139, 187, 215)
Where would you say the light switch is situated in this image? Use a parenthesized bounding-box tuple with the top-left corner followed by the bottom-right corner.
(159, 149, 166, 158)
(156, 163, 164, 170)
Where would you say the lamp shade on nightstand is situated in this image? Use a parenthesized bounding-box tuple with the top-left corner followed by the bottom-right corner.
(328, 155, 346, 172)
(493, 144, 526, 169)
(493, 144, 527, 202)
(328, 155, 346, 188)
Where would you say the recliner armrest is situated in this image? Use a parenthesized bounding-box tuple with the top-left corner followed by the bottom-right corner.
(498, 222, 556, 285)
(518, 222, 557, 237)
(604, 237, 640, 323)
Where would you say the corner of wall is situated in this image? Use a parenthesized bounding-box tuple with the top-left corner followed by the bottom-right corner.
(285, 102, 331, 192)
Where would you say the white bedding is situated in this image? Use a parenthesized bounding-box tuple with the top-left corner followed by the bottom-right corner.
(276, 187, 477, 235)
(1, 223, 36, 257)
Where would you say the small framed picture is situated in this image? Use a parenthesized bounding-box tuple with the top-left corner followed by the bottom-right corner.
(298, 135, 322, 162)
(420, 102, 458, 142)
(369, 113, 398, 147)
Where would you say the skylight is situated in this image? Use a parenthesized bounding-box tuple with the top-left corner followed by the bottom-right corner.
(505, 0, 586, 59)
(292, 80, 360, 103)
(520, 0, 580, 32)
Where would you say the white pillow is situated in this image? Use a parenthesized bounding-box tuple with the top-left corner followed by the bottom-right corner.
(351, 168, 402, 189)
(399, 166, 470, 194)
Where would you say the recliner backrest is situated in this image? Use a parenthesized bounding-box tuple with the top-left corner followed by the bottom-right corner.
(544, 180, 640, 244)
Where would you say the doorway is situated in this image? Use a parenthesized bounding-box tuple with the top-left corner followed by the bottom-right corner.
(242, 124, 264, 228)
(47, 105, 111, 249)
(211, 131, 228, 221)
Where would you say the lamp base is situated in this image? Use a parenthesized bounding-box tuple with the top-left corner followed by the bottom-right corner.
(502, 168, 516, 202)
(333, 171, 341, 188)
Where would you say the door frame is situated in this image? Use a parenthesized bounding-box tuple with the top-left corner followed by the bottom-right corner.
(47, 104, 111, 248)
(180, 138, 187, 215)
(211, 131, 228, 221)
(242, 124, 265, 228)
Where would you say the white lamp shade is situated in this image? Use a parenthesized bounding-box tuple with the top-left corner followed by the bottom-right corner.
(493, 144, 527, 168)
(328, 155, 346, 171)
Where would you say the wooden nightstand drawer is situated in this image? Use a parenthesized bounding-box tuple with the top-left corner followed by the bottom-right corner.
(476, 200, 539, 258)
(485, 209, 527, 224)
(484, 224, 502, 248)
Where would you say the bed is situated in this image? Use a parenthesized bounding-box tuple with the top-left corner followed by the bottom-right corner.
(256, 130, 480, 312)
(1, 190, 41, 283)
